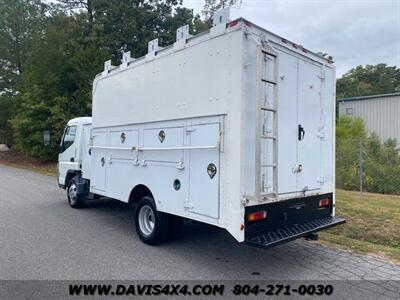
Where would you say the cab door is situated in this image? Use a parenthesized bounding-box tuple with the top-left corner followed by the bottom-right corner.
(58, 125, 79, 186)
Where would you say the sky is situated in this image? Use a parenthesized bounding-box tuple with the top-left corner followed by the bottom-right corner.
(182, 0, 400, 77)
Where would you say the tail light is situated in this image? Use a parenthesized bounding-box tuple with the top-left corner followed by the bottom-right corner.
(319, 198, 330, 207)
(247, 211, 267, 222)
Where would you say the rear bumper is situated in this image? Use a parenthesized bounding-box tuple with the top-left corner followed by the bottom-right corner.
(244, 193, 345, 248)
(245, 216, 345, 248)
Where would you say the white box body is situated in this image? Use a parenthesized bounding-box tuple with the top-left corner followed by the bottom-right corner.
(83, 19, 336, 242)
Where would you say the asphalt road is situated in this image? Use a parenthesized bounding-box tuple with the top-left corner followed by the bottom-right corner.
(0, 165, 399, 298)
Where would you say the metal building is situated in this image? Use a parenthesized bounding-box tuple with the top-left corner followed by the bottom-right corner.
(338, 92, 400, 142)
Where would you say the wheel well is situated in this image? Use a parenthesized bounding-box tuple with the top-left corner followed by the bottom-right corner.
(129, 184, 154, 206)
(65, 171, 80, 187)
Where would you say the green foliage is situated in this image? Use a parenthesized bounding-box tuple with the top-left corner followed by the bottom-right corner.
(0, 96, 13, 145)
(10, 11, 107, 160)
(11, 87, 57, 159)
(1, 0, 208, 160)
(337, 64, 400, 99)
(336, 116, 366, 191)
(336, 116, 366, 140)
(336, 116, 400, 195)
(0, 0, 46, 95)
(202, 0, 235, 19)
(361, 136, 400, 195)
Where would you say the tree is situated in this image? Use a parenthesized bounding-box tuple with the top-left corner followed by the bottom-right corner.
(88, 0, 200, 63)
(0, 96, 13, 145)
(0, 0, 46, 95)
(336, 115, 367, 140)
(57, 0, 94, 32)
(8, 0, 208, 160)
(336, 116, 400, 195)
(202, 0, 236, 20)
(193, 13, 210, 34)
(11, 12, 107, 159)
(336, 116, 367, 190)
(336, 64, 400, 99)
(0, 0, 47, 146)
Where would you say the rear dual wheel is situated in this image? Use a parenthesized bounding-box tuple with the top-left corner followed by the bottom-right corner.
(134, 196, 183, 245)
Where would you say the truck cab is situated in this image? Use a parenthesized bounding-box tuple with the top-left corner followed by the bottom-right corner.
(58, 117, 92, 189)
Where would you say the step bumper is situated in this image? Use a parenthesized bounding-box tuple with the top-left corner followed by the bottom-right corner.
(245, 216, 346, 248)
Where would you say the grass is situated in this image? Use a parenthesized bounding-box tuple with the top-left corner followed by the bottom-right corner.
(0, 151, 399, 264)
(319, 189, 400, 264)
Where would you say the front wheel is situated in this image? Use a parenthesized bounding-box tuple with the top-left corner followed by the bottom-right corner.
(67, 178, 86, 208)
(134, 196, 170, 245)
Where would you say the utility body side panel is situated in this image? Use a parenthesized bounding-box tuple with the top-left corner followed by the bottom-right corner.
(89, 116, 223, 222)
(92, 29, 243, 128)
(91, 28, 245, 241)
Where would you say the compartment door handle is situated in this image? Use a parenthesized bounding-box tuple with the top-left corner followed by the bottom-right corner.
(298, 124, 305, 141)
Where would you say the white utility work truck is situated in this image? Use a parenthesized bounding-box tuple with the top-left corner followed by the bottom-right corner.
(58, 9, 345, 247)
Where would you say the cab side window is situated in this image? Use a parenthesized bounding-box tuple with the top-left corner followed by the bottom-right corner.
(61, 125, 77, 152)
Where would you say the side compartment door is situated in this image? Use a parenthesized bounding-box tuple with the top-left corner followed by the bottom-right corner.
(188, 122, 220, 219)
(106, 129, 139, 200)
(91, 131, 107, 192)
(297, 59, 323, 192)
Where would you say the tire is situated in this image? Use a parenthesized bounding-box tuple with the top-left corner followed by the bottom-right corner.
(134, 196, 170, 245)
(67, 177, 86, 208)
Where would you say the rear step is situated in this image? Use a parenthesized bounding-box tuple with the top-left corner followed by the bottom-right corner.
(246, 216, 346, 248)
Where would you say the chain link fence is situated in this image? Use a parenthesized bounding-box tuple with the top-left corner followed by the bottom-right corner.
(336, 138, 400, 195)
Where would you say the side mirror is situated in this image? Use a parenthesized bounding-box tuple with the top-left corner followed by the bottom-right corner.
(58, 144, 64, 154)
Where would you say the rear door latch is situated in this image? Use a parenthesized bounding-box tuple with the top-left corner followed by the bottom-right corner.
(298, 124, 305, 141)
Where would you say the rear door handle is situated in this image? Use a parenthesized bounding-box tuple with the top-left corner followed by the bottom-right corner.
(70, 157, 75, 162)
(298, 124, 305, 141)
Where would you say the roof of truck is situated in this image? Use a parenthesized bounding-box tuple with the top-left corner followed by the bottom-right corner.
(68, 117, 92, 125)
(237, 18, 333, 63)
(95, 17, 333, 81)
